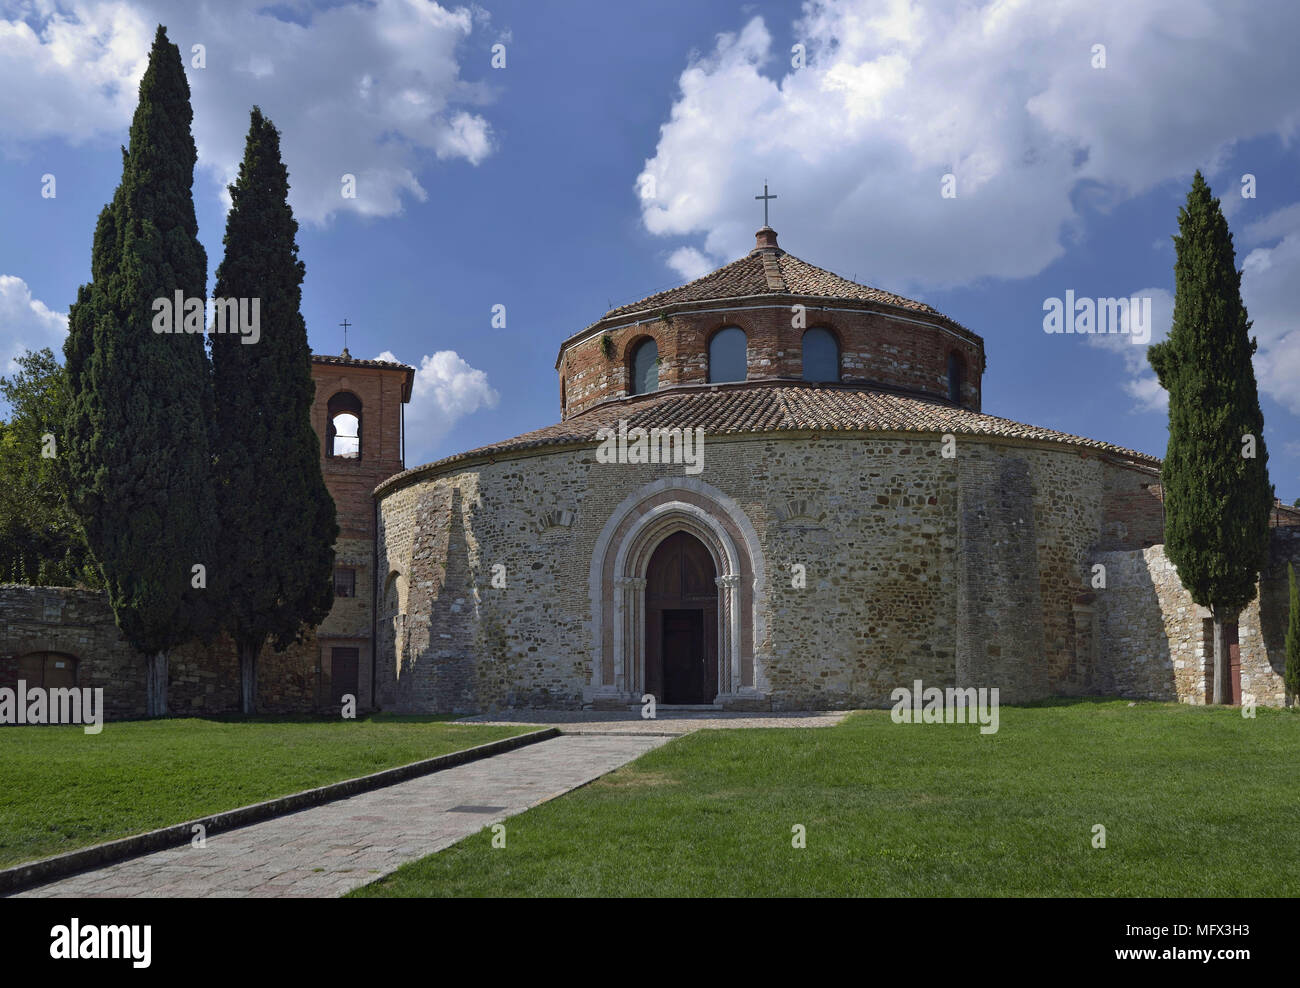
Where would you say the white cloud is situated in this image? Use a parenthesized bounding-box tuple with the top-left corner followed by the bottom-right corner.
(0, 1, 151, 147)
(434, 110, 493, 164)
(0, 275, 67, 376)
(1123, 373, 1169, 414)
(0, 0, 497, 224)
(374, 348, 498, 463)
(1243, 203, 1300, 246)
(637, 0, 1300, 292)
(1240, 204, 1300, 415)
(1087, 287, 1173, 412)
(665, 246, 715, 282)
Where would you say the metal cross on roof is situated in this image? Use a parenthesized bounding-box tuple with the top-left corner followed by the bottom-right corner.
(755, 182, 777, 227)
(339, 318, 351, 351)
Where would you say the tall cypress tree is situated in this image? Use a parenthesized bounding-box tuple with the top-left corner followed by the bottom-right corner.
(63, 25, 217, 717)
(1148, 171, 1272, 704)
(211, 108, 338, 714)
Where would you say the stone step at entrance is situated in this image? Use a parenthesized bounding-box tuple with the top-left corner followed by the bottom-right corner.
(628, 703, 723, 712)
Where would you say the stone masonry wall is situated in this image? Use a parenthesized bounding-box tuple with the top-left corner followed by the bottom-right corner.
(1091, 528, 1300, 706)
(377, 433, 1121, 713)
(0, 585, 320, 719)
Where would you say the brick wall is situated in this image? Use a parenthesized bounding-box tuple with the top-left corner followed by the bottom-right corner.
(558, 300, 985, 419)
(311, 359, 408, 539)
(1099, 460, 1165, 550)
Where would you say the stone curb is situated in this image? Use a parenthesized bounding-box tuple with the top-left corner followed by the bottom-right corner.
(0, 726, 559, 897)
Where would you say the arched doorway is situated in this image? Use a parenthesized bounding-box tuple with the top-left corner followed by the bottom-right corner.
(645, 531, 718, 704)
(588, 477, 768, 709)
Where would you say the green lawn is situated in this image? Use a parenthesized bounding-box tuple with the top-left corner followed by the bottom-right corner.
(352, 700, 1300, 897)
(0, 714, 531, 868)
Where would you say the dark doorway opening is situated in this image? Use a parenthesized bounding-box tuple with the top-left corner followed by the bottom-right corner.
(662, 609, 706, 704)
(330, 647, 359, 706)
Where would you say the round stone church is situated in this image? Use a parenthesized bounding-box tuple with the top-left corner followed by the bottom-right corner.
(374, 226, 1168, 713)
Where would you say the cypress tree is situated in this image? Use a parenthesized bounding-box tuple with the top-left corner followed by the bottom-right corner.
(211, 107, 338, 714)
(63, 25, 217, 716)
(1148, 171, 1272, 704)
(1286, 563, 1300, 704)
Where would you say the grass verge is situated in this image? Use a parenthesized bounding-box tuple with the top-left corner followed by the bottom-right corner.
(352, 700, 1300, 897)
(0, 714, 531, 867)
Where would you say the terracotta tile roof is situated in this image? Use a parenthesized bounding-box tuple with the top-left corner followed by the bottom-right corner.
(311, 351, 414, 371)
(312, 351, 415, 401)
(601, 246, 942, 321)
(378, 383, 1160, 493)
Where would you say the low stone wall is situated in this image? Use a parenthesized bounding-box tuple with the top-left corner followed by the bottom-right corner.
(0, 585, 322, 719)
(1092, 528, 1299, 706)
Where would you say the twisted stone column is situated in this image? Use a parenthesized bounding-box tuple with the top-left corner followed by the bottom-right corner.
(614, 576, 646, 696)
(716, 573, 743, 696)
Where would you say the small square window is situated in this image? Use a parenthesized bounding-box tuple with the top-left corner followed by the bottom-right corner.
(335, 568, 356, 598)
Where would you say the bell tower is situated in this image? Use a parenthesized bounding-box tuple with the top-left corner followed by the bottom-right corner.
(308, 350, 414, 712)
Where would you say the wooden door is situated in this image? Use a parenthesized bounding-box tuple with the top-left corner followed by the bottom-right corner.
(44, 655, 76, 690)
(330, 647, 359, 705)
(662, 610, 706, 704)
(644, 532, 718, 704)
(16, 652, 77, 689)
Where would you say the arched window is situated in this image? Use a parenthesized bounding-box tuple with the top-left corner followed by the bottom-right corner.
(802, 328, 840, 382)
(381, 571, 405, 679)
(327, 391, 362, 459)
(947, 352, 964, 404)
(629, 339, 659, 396)
(18, 651, 78, 689)
(708, 327, 748, 383)
(383, 571, 402, 617)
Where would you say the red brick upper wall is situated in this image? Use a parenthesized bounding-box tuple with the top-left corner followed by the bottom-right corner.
(1097, 462, 1300, 550)
(311, 356, 412, 539)
(557, 301, 985, 419)
(1099, 459, 1165, 550)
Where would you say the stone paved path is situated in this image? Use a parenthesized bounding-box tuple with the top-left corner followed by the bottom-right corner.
(16, 734, 667, 899)
(456, 709, 850, 735)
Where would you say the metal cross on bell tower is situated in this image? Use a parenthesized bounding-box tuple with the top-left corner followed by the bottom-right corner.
(755, 182, 777, 227)
(339, 318, 351, 358)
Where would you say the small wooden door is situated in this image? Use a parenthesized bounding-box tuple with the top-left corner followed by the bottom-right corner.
(17, 652, 77, 689)
(662, 609, 706, 704)
(330, 647, 359, 705)
(1226, 623, 1241, 704)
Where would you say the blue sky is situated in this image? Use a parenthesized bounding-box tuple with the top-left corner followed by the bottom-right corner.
(1, 0, 1297, 501)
